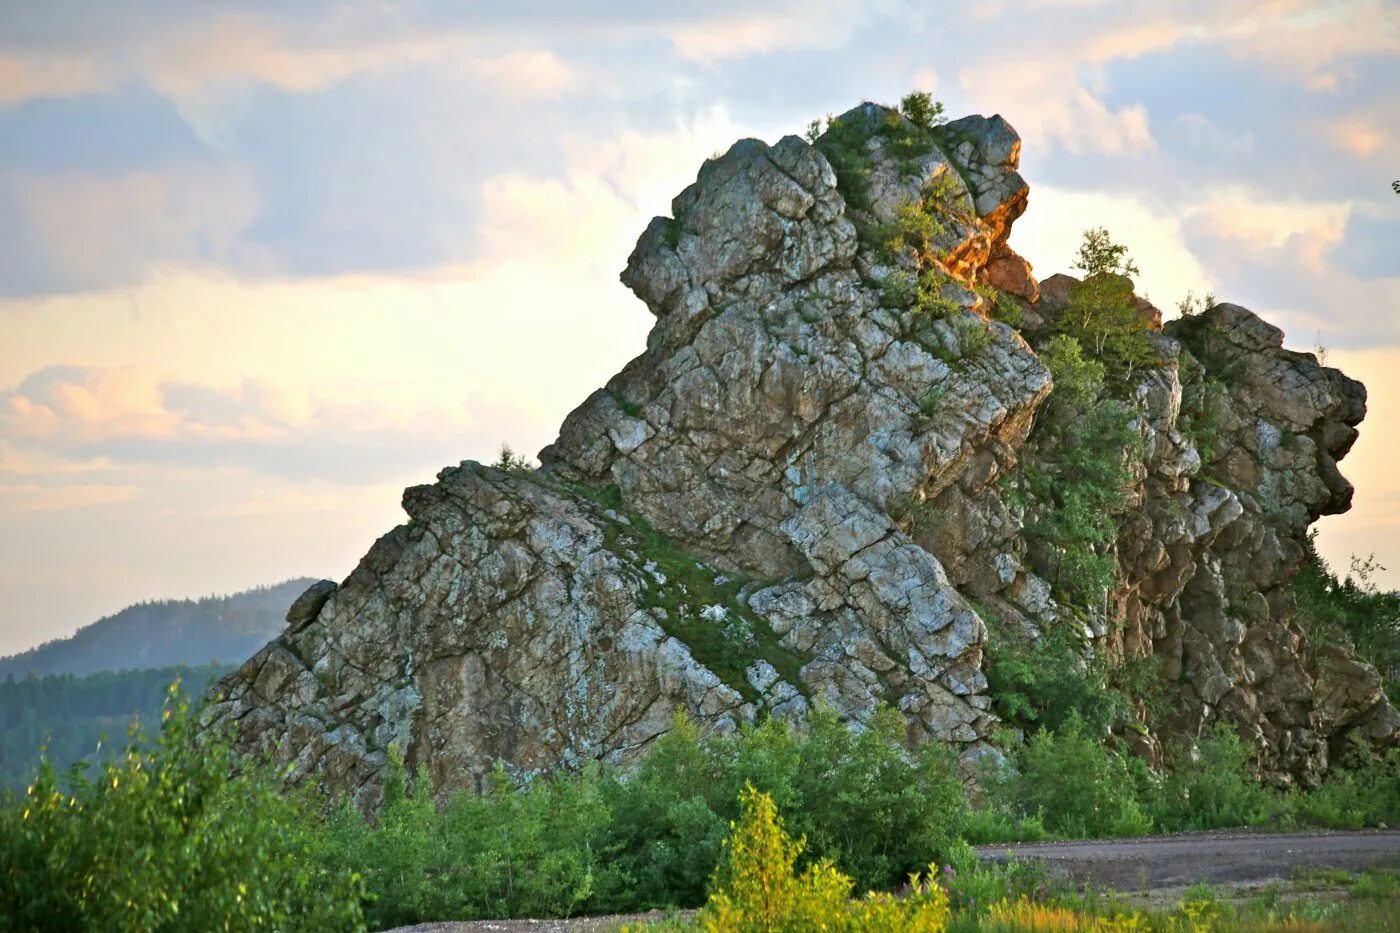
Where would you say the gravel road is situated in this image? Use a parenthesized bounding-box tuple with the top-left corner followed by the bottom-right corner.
(975, 828, 1400, 891)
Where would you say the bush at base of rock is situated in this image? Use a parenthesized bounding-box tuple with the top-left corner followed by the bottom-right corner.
(699, 784, 952, 933)
(0, 685, 363, 932)
(4, 680, 1398, 929)
(981, 712, 1154, 839)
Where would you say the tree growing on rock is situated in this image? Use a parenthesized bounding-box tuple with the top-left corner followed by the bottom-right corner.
(1059, 227, 1158, 382)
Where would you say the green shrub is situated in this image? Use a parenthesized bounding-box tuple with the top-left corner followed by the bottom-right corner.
(0, 685, 364, 932)
(974, 282, 1023, 328)
(986, 713, 1152, 839)
(494, 443, 534, 474)
(597, 716, 732, 909)
(1147, 724, 1275, 831)
(1294, 532, 1400, 699)
(1011, 334, 1141, 607)
(984, 628, 1129, 735)
(963, 809, 1049, 846)
(757, 705, 971, 891)
(1284, 748, 1400, 830)
(319, 751, 621, 927)
(701, 784, 952, 933)
(603, 706, 971, 906)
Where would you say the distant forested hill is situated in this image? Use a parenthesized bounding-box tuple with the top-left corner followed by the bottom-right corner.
(0, 664, 232, 790)
(0, 579, 314, 679)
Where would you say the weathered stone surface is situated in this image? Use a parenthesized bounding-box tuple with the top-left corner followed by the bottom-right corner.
(205, 102, 1052, 801)
(204, 100, 1393, 802)
(983, 244, 1038, 302)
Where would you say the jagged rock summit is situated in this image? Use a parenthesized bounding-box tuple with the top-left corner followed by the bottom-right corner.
(204, 102, 1395, 806)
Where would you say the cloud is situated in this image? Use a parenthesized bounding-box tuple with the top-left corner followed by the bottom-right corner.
(1325, 116, 1391, 158)
(1181, 191, 1351, 277)
(7, 164, 264, 291)
(465, 50, 583, 99)
(668, 7, 860, 61)
(0, 9, 473, 109)
(3, 0, 1400, 653)
(0, 52, 103, 105)
(0, 365, 525, 483)
(0, 482, 139, 513)
(1214, 0, 1400, 88)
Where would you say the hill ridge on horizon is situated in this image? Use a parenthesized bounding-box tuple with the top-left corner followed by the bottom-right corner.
(0, 578, 317, 680)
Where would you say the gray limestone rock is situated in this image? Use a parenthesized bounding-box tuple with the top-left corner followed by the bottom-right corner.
(203, 101, 1393, 802)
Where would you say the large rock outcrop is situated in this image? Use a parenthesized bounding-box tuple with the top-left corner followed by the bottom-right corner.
(204, 103, 1395, 806)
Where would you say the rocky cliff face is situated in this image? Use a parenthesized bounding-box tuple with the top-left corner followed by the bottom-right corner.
(204, 103, 1396, 807)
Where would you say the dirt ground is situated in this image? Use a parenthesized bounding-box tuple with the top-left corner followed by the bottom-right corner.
(386, 829, 1400, 931)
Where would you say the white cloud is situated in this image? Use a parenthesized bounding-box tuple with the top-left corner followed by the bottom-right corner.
(1180, 190, 1351, 281)
(1009, 186, 1212, 306)
(1213, 0, 1400, 88)
(664, 0, 902, 61)
(465, 50, 583, 99)
(8, 164, 264, 289)
(0, 52, 103, 105)
(957, 63, 1156, 157)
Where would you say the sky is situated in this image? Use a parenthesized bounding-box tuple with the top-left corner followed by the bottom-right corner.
(1, 1, 1397, 656)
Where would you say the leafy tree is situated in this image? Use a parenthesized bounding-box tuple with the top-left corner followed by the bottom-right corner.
(1073, 227, 1140, 279)
(899, 91, 947, 131)
(0, 684, 363, 931)
(1049, 228, 1160, 383)
(985, 712, 1152, 838)
(1012, 335, 1141, 608)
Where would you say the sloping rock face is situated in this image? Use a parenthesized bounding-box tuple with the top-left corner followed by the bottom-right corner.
(204, 103, 1394, 806)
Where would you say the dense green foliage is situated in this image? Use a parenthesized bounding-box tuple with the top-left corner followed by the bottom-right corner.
(1294, 532, 1400, 699)
(1140, 724, 1276, 831)
(1009, 334, 1141, 608)
(1052, 227, 1159, 385)
(0, 687, 363, 931)
(982, 713, 1153, 839)
(0, 664, 232, 790)
(313, 753, 615, 927)
(3, 678, 1399, 929)
(0, 580, 309, 679)
(984, 627, 1128, 735)
(318, 705, 970, 927)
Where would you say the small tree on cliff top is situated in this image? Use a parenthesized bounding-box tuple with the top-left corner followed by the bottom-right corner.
(1060, 227, 1157, 382)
